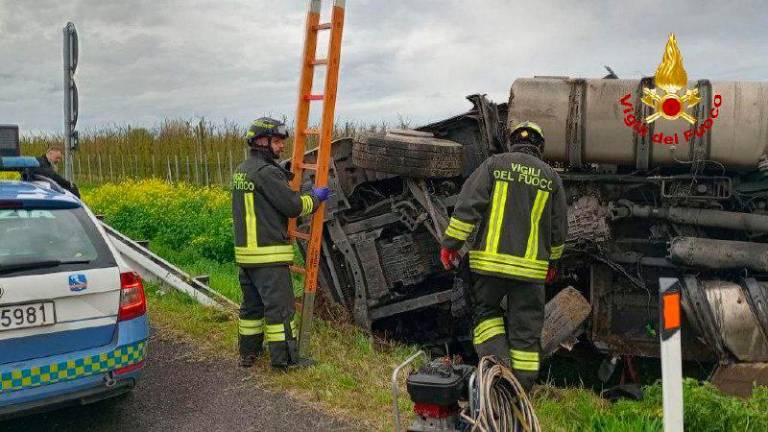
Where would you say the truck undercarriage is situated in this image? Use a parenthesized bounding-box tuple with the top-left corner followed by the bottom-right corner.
(302, 91, 768, 385)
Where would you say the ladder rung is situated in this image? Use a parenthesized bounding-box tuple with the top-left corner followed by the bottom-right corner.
(289, 265, 306, 275)
(301, 163, 318, 171)
(314, 23, 332, 31)
(304, 94, 324, 101)
(303, 128, 319, 135)
(311, 58, 328, 66)
(290, 230, 311, 240)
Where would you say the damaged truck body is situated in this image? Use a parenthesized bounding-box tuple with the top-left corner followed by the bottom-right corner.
(302, 77, 768, 382)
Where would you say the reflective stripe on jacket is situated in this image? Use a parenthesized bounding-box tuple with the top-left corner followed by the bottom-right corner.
(232, 149, 319, 266)
(442, 150, 568, 282)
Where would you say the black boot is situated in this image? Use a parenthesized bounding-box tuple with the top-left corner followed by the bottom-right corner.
(269, 338, 317, 370)
(239, 334, 264, 368)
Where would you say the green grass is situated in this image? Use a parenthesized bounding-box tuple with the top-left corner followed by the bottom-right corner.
(147, 283, 768, 432)
(87, 181, 768, 431)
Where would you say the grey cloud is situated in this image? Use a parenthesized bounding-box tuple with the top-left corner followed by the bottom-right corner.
(0, 0, 766, 134)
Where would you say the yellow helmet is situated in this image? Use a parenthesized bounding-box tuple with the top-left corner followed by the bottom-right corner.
(509, 121, 544, 145)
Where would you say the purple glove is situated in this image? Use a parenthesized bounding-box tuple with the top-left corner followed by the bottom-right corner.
(311, 186, 331, 202)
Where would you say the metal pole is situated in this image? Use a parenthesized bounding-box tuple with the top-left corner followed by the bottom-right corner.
(659, 277, 684, 432)
(391, 351, 427, 432)
(62, 22, 78, 181)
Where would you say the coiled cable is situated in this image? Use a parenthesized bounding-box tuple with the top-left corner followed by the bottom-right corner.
(461, 356, 541, 432)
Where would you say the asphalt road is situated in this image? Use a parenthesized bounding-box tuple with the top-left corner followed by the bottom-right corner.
(1, 328, 362, 432)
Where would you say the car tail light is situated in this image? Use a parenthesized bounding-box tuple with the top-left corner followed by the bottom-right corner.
(118, 271, 146, 321)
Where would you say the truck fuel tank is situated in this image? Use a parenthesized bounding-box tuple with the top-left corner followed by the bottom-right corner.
(507, 78, 768, 171)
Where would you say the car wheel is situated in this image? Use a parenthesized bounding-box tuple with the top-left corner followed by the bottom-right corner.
(352, 129, 464, 178)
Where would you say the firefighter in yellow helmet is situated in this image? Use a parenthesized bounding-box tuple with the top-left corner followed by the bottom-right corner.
(232, 117, 330, 369)
(440, 121, 568, 392)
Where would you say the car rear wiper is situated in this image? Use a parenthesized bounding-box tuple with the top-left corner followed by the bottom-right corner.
(0, 259, 63, 275)
(0, 259, 91, 275)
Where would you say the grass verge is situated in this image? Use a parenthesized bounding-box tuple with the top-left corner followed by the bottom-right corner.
(88, 181, 768, 431)
(146, 283, 768, 432)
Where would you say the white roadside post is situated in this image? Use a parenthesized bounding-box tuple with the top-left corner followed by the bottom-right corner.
(659, 277, 684, 432)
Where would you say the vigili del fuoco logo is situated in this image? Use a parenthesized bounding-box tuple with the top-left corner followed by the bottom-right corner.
(618, 34, 723, 145)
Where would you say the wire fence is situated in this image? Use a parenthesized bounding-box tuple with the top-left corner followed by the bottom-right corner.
(68, 148, 252, 186)
(20, 118, 399, 186)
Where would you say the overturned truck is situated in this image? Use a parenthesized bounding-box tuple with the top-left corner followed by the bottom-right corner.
(302, 77, 768, 389)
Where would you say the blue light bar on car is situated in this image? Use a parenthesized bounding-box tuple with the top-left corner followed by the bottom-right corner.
(0, 156, 40, 171)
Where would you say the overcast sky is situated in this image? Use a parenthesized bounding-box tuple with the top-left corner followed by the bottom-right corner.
(1, 0, 766, 135)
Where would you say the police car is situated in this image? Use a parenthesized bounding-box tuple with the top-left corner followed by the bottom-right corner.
(0, 125, 148, 418)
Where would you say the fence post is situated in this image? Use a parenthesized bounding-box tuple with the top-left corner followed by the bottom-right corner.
(205, 158, 210, 186)
(194, 153, 199, 184)
(228, 149, 234, 179)
(166, 156, 172, 183)
(217, 152, 223, 185)
(98, 154, 103, 183)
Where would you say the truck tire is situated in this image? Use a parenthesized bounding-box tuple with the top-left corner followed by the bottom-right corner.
(352, 130, 464, 178)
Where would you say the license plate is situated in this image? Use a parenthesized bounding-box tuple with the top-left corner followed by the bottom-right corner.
(0, 302, 56, 331)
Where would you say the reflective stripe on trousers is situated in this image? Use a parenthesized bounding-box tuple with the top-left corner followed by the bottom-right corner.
(510, 349, 539, 372)
(238, 318, 265, 336)
(265, 316, 298, 343)
(473, 317, 505, 345)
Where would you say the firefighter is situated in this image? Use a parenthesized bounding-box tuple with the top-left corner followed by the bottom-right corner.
(440, 121, 567, 392)
(232, 117, 330, 369)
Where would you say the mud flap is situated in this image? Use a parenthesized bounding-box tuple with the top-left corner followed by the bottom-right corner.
(541, 287, 592, 358)
(710, 362, 768, 398)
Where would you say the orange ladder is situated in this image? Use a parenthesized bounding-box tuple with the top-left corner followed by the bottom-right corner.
(288, 0, 345, 356)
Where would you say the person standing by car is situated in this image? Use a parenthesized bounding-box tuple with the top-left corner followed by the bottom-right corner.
(29, 146, 80, 197)
(440, 121, 568, 392)
(232, 117, 330, 369)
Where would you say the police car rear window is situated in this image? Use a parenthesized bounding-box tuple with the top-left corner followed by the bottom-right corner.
(0, 207, 114, 275)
